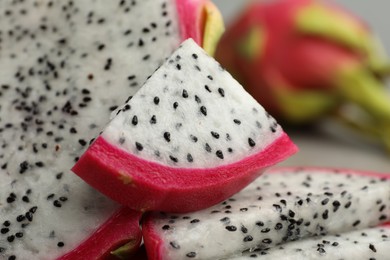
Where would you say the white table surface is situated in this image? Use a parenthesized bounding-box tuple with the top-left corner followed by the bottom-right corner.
(213, 0, 390, 173)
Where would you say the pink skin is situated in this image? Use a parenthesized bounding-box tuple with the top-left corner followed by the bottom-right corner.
(176, 0, 204, 44)
(72, 133, 297, 213)
(142, 167, 390, 260)
(216, 0, 368, 117)
(58, 208, 142, 260)
(59, 0, 210, 258)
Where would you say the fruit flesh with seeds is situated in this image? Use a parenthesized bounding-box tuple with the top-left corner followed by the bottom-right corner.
(215, 0, 390, 152)
(226, 225, 390, 259)
(0, 0, 223, 259)
(142, 167, 390, 259)
(72, 39, 298, 213)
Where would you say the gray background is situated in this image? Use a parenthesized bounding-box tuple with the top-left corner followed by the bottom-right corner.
(213, 0, 390, 173)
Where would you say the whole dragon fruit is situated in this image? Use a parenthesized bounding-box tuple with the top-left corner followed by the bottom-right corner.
(142, 167, 390, 259)
(215, 0, 390, 152)
(0, 0, 223, 259)
(72, 39, 298, 213)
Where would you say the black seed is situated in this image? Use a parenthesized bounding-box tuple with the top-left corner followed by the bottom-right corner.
(211, 131, 220, 139)
(173, 102, 179, 109)
(163, 132, 171, 142)
(29, 206, 38, 213)
(15, 232, 23, 238)
(204, 85, 211, 92)
(135, 142, 143, 151)
(16, 215, 25, 222)
(1, 228, 9, 234)
(132, 115, 138, 126)
(153, 96, 160, 105)
(241, 225, 248, 233)
(192, 53, 198, 59)
(322, 210, 329, 220)
(57, 242, 65, 247)
(162, 225, 170, 230)
(275, 223, 283, 230)
(190, 135, 198, 142)
(176, 64, 181, 70)
(216, 150, 224, 159)
(190, 219, 200, 224)
(150, 115, 157, 124)
(321, 198, 329, 205)
(332, 242, 339, 247)
(194, 95, 201, 103)
(243, 235, 253, 242)
(248, 138, 256, 147)
(207, 75, 213, 80)
(182, 89, 188, 98)
(169, 156, 178, 163)
(289, 210, 295, 218)
(170, 241, 180, 249)
(256, 221, 264, 227)
(59, 197, 68, 202)
(78, 139, 87, 146)
(205, 143, 212, 153)
(352, 220, 361, 227)
(262, 239, 272, 244)
(225, 225, 237, 232)
(369, 244, 377, 252)
(233, 119, 241, 125)
(218, 88, 225, 97)
(187, 153, 193, 163)
(53, 200, 62, 207)
(186, 252, 196, 258)
(25, 212, 33, 222)
(200, 106, 207, 116)
(261, 228, 271, 233)
(7, 235, 15, 242)
(345, 201, 352, 208)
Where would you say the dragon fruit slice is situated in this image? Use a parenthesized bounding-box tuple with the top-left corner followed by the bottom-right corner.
(0, 0, 222, 259)
(142, 167, 390, 259)
(226, 225, 390, 259)
(72, 39, 298, 213)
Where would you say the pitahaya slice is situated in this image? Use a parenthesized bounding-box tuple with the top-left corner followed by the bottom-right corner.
(226, 225, 390, 259)
(72, 39, 298, 213)
(0, 0, 222, 259)
(142, 167, 390, 259)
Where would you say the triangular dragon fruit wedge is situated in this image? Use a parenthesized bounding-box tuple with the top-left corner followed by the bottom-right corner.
(72, 39, 298, 213)
(142, 167, 390, 260)
(226, 225, 390, 259)
(0, 0, 222, 259)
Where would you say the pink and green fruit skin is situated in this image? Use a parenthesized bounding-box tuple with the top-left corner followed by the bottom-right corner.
(216, 0, 390, 129)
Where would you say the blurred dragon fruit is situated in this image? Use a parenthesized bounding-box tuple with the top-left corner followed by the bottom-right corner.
(216, 0, 390, 152)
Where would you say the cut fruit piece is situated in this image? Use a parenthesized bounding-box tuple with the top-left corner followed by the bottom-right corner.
(226, 225, 390, 259)
(59, 208, 142, 260)
(72, 39, 297, 213)
(142, 167, 390, 259)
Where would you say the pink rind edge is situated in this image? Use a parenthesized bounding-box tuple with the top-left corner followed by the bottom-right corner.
(72, 132, 297, 212)
(57, 207, 142, 260)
